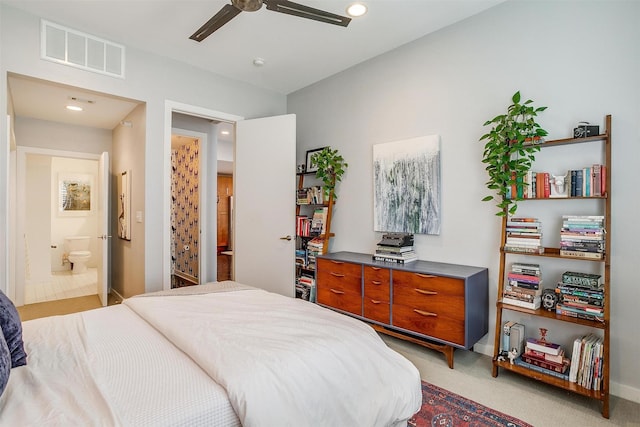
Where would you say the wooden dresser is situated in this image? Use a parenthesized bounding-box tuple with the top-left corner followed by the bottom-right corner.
(316, 251, 488, 368)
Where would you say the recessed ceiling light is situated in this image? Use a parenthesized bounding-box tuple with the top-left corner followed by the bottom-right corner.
(221, 130, 230, 135)
(346, 2, 367, 17)
(66, 105, 83, 111)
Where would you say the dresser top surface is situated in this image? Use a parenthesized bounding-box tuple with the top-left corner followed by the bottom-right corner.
(318, 251, 487, 278)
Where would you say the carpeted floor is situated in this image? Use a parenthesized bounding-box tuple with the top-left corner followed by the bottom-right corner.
(410, 381, 533, 427)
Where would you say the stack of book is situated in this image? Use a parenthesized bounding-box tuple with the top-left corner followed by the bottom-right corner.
(502, 262, 542, 309)
(555, 271, 604, 322)
(569, 333, 604, 390)
(559, 215, 605, 259)
(306, 237, 324, 270)
(373, 233, 417, 264)
(504, 217, 544, 254)
(296, 186, 324, 205)
(295, 275, 316, 302)
(515, 337, 570, 380)
(310, 207, 328, 235)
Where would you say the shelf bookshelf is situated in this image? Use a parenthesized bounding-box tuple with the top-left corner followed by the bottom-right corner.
(491, 115, 611, 418)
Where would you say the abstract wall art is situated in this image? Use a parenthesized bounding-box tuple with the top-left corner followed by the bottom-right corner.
(117, 170, 131, 240)
(373, 135, 441, 235)
(58, 172, 94, 216)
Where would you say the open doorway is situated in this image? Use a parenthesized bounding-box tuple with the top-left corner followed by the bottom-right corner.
(169, 114, 236, 287)
(164, 102, 243, 291)
(22, 152, 100, 304)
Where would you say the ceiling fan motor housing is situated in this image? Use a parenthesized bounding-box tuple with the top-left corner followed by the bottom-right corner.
(232, 0, 263, 12)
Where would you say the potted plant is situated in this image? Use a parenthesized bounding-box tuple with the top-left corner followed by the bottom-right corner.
(310, 147, 348, 200)
(480, 91, 548, 216)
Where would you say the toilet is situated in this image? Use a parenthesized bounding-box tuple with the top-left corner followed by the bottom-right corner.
(64, 236, 91, 274)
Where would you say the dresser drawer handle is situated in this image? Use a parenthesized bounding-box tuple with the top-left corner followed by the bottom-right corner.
(370, 299, 381, 304)
(415, 288, 437, 296)
(330, 260, 345, 265)
(413, 309, 437, 317)
(330, 272, 345, 278)
(371, 280, 382, 285)
(370, 266, 382, 271)
(416, 273, 437, 279)
(330, 289, 345, 295)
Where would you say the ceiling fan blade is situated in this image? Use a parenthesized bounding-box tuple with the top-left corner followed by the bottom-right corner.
(264, 0, 351, 27)
(190, 4, 242, 42)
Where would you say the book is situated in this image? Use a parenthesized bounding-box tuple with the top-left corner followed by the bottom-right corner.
(522, 354, 570, 373)
(502, 322, 524, 354)
(514, 357, 569, 381)
(501, 320, 516, 354)
(561, 271, 602, 288)
(525, 347, 565, 364)
(525, 337, 562, 356)
(559, 250, 603, 260)
(372, 255, 417, 264)
(502, 296, 541, 310)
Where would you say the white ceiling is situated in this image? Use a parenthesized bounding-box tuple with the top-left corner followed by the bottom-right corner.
(4, 0, 505, 132)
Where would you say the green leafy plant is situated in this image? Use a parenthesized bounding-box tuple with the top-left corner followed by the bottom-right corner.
(480, 91, 548, 216)
(310, 147, 348, 200)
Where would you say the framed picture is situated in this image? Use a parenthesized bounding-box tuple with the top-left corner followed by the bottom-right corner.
(305, 147, 328, 173)
(58, 173, 94, 216)
(117, 170, 131, 240)
(373, 135, 441, 235)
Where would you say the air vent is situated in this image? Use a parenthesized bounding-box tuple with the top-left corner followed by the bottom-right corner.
(41, 20, 125, 79)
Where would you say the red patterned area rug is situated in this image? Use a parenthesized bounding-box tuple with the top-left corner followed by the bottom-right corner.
(409, 381, 534, 427)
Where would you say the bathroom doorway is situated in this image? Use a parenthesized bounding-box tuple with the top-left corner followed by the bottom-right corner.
(16, 148, 105, 306)
(170, 133, 202, 288)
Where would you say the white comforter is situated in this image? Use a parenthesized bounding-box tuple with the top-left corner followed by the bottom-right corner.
(124, 282, 422, 427)
(0, 304, 240, 426)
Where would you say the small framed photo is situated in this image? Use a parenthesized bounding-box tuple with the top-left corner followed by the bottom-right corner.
(305, 147, 328, 173)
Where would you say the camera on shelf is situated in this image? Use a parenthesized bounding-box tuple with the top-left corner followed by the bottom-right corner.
(573, 122, 599, 138)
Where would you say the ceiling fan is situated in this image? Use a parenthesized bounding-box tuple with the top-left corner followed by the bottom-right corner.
(190, 0, 352, 42)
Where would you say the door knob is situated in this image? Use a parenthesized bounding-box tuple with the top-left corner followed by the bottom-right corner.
(279, 235, 292, 241)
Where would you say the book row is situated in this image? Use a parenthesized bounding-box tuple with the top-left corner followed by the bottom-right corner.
(506, 164, 606, 199)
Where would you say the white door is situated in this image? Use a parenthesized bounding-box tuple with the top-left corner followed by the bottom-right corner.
(234, 114, 296, 297)
(97, 152, 109, 306)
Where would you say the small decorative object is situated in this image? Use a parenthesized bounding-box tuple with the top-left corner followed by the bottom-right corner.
(542, 288, 559, 311)
(297, 164, 306, 173)
(549, 173, 569, 198)
(538, 327, 548, 342)
(309, 147, 348, 200)
(479, 91, 548, 216)
(508, 348, 519, 364)
(573, 122, 599, 138)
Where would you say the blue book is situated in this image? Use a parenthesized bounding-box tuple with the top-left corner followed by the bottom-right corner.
(514, 357, 570, 381)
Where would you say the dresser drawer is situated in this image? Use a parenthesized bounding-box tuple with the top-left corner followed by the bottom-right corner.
(392, 271, 465, 345)
(364, 266, 390, 302)
(364, 297, 390, 324)
(317, 258, 362, 293)
(317, 258, 362, 316)
(317, 287, 362, 316)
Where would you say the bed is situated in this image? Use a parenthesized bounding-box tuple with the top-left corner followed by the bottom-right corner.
(0, 281, 422, 426)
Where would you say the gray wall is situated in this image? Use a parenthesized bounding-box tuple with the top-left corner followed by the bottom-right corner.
(288, 0, 640, 402)
(1, 4, 287, 294)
